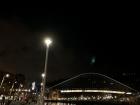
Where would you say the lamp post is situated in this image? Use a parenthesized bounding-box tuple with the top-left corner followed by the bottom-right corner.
(0, 74, 10, 88)
(41, 38, 52, 105)
(9, 81, 17, 100)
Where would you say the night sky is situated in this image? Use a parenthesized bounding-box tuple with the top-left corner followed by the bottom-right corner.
(0, 8, 139, 82)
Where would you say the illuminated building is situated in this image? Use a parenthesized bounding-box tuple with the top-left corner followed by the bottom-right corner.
(48, 73, 138, 103)
(0, 71, 25, 95)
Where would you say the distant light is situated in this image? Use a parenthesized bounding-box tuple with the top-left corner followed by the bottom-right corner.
(41, 82, 43, 86)
(91, 57, 96, 64)
(6, 74, 10, 78)
(20, 84, 23, 88)
(44, 38, 52, 46)
(28, 89, 31, 92)
(60, 89, 129, 94)
(25, 89, 28, 92)
(32, 82, 36, 90)
(126, 92, 132, 95)
(41, 73, 45, 78)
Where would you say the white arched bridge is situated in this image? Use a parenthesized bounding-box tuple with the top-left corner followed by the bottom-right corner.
(47, 73, 139, 103)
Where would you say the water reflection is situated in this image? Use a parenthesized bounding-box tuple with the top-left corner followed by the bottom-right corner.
(46, 102, 75, 105)
(45, 102, 136, 105)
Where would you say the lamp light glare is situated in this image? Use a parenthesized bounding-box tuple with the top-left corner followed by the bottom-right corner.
(6, 74, 10, 78)
(41, 73, 45, 78)
(45, 38, 52, 46)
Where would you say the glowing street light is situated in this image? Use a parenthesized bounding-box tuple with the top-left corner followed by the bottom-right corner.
(0, 74, 10, 88)
(44, 38, 52, 47)
(41, 38, 52, 105)
(41, 73, 45, 78)
(6, 74, 10, 78)
(41, 82, 43, 86)
(10, 81, 17, 95)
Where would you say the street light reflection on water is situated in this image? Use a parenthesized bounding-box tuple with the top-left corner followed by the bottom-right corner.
(44, 102, 133, 105)
(45, 102, 75, 105)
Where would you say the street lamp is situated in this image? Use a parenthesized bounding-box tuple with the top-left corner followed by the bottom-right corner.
(9, 81, 17, 97)
(41, 73, 45, 78)
(6, 74, 10, 78)
(44, 38, 52, 47)
(40, 82, 43, 86)
(41, 38, 52, 105)
(0, 74, 10, 88)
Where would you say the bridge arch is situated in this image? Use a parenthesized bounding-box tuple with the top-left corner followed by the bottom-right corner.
(49, 72, 137, 92)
